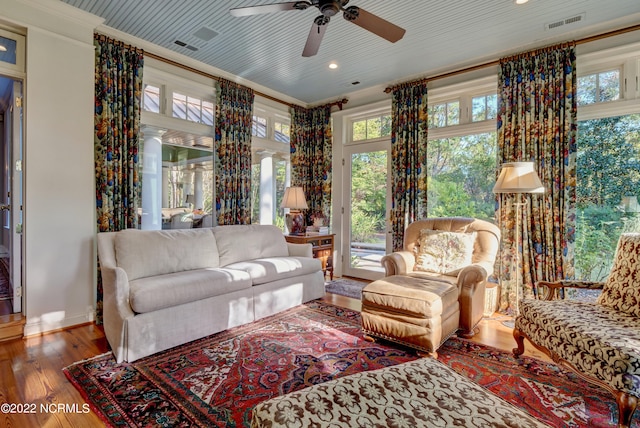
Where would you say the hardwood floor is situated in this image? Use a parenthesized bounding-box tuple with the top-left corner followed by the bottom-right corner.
(0, 291, 550, 427)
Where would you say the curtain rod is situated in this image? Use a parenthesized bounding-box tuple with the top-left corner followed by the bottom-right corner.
(383, 22, 640, 94)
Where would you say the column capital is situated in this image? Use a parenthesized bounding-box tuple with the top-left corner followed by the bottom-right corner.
(141, 126, 167, 139)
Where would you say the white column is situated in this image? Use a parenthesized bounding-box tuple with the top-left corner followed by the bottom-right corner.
(162, 167, 169, 208)
(259, 151, 275, 225)
(183, 170, 194, 206)
(194, 169, 204, 210)
(141, 127, 165, 230)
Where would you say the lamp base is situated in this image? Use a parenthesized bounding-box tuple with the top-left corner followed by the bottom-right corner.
(285, 212, 306, 235)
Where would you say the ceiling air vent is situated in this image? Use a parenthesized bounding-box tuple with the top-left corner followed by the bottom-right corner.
(545, 12, 585, 31)
(174, 40, 199, 52)
(193, 26, 219, 42)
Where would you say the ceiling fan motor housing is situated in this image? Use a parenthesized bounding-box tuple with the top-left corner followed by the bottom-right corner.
(317, 0, 349, 17)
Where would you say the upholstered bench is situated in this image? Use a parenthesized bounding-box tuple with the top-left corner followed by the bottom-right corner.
(250, 357, 549, 427)
(360, 275, 460, 355)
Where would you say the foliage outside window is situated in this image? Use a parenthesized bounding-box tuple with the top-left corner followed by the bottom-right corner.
(577, 69, 620, 106)
(352, 115, 391, 141)
(426, 133, 497, 221)
(575, 114, 640, 281)
(471, 94, 497, 122)
(172, 92, 214, 125)
(350, 151, 387, 243)
(428, 101, 460, 128)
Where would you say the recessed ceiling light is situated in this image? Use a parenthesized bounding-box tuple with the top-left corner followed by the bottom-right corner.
(515, 0, 529, 4)
(328, 62, 338, 69)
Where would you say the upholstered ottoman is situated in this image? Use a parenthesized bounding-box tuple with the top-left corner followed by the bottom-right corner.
(250, 357, 549, 428)
(361, 275, 460, 355)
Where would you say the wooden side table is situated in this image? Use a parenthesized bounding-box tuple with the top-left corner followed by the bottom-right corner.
(285, 233, 334, 280)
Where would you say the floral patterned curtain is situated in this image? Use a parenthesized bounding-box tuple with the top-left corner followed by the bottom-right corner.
(94, 34, 144, 323)
(215, 79, 254, 225)
(390, 82, 429, 251)
(497, 43, 577, 312)
(290, 105, 333, 224)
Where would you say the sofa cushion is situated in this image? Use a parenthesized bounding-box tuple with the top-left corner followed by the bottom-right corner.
(129, 268, 252, 313)
(516, 298, 640, 394)
(115, 228, 219, 281)
(225, 257, 321, 285)
(597, 233, 640, 318)
(414, 229, 476, 275)
(213, 225, 289, 267)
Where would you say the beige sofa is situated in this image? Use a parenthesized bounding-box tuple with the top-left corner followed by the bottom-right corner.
(97, 225, 325, 362)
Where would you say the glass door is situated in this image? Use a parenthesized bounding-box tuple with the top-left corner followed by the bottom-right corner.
(342, 141, 391, 280)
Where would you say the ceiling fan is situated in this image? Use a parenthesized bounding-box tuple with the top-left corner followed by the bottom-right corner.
(230, 0, 406, 57)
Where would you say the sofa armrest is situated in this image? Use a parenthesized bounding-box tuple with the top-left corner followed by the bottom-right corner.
(537, 280, 605, 301)
(381, 251, 415, 276)
(101, 265, 135, 363)
(287, 242, 313, 258)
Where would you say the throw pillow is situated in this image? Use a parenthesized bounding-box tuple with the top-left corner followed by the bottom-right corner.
(597, 233, 640, 318)
(414, 229, 477, 275)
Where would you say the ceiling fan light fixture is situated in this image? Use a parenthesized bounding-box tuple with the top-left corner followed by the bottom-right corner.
(319, 0, 340, 17)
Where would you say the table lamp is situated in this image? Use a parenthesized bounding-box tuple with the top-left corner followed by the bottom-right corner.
(281, 186, 308, 235)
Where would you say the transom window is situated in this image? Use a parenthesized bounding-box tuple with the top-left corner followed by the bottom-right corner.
(274, 121, 290, 143)
(577, 69, 620, 106)
(252, 115, 267, 138)
(471, 94, 497, 122)
(428, 101, 460, 128)
(143, 84, 161, 113)
(352, 114, 392, 141)
(172, 92, 214, 125)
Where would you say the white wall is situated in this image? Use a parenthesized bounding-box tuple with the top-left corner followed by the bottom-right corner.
(0, 0, 102, 335)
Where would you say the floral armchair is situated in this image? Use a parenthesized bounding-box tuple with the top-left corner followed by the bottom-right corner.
(513, 233, 640, 428)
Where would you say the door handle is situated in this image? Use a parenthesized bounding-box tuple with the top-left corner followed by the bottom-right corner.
(0, 205, 10, 211)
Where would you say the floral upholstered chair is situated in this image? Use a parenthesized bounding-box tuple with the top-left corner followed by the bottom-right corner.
(513, 233, 640, 428)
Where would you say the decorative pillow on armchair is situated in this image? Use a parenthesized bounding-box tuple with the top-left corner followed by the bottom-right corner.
(414, 229, 477, 275)
(597, 233, 640, 317)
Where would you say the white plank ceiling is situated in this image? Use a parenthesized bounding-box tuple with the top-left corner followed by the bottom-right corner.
(60, 0, 640, 105)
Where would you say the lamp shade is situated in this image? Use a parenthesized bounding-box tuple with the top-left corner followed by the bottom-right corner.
(493, 162, 544, 194)
(280, 186, 308, 210)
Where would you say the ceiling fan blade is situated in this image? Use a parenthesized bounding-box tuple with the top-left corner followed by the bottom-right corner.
(302, 16, 330, 57)
(343, 6, 406, 43)
(230, 1, 310, 17)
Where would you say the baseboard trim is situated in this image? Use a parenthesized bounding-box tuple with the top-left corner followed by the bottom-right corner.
(23, 313, 94, 337)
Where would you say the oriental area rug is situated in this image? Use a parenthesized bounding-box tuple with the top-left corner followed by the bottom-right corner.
(64, 301, 636, 428)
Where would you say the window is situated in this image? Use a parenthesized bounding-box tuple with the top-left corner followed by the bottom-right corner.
(471, 94, 497, 122)
(426, 133, 497, 221)
(574, 44, 640, 283)
(172, 92, 214, 125)
(352, 114, 391, 141)
(274, 121, 290, 143)
(576, 114, 640, 281)
(577, 69, 620, 106)
(252, 115, 267, 138)
(428, 101, 460, 128)
(143, 84, 161, 113)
